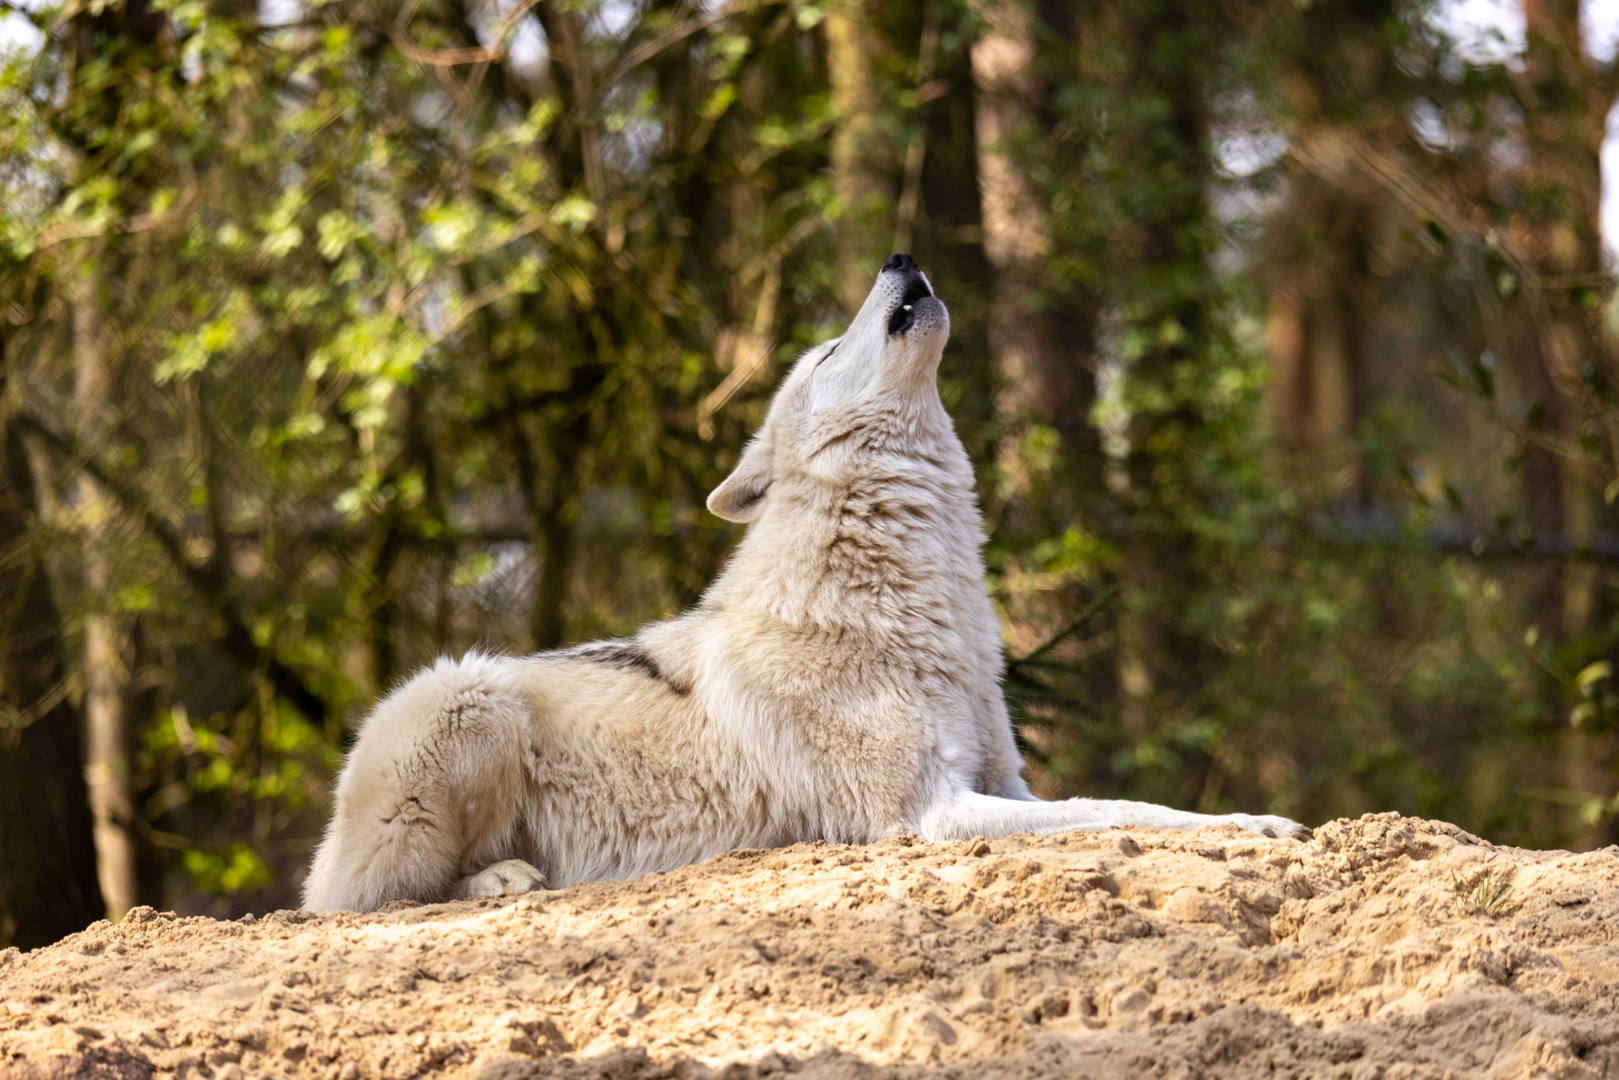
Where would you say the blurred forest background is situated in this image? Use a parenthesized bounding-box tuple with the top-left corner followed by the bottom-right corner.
(2, 0, 1619, 948)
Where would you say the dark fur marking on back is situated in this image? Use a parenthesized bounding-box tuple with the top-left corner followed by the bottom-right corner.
(567, 640, 690, 696)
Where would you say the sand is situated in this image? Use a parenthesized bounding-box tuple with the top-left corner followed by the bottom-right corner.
(1, 813, 1616, 1079)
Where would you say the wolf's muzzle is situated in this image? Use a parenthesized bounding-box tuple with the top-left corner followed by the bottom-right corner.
(883, 253, 934, 336)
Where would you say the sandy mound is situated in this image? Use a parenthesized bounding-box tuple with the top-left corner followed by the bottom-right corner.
(1, 813, 1616, 1080)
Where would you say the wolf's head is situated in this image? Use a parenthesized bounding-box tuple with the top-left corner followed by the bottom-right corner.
(707, 253, 955, 524)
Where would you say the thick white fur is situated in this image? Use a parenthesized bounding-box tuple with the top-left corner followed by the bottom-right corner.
(303, 260, 1308, 913)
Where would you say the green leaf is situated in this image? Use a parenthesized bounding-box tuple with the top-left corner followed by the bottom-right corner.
(1576, 661, 1612, 696)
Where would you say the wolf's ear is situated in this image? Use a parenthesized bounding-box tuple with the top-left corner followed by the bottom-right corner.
(707, 435, 774, 523)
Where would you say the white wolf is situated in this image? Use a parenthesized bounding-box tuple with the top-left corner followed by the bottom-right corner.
(303, 254, 1308, 913)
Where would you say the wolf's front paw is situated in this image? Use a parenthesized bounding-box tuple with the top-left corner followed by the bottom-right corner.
(1225, 814, 1312, 842)
(456, 859, 548, 898)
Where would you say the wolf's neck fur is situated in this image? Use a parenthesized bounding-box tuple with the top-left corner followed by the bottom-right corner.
(710, 405, 989, 645)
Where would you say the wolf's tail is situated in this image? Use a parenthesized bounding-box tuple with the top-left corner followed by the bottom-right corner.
(301, 652, 530, 912)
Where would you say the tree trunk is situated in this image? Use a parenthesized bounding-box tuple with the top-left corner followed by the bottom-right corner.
(72, 264, 137, 921)
(0, 346, 105, 949)
(1265, 271, 1367, 495)
(974, 0, 1050, 440)
(1518, 0, 1612, 629)
(510, 407, 587, 652)
(1267, 287, 1310, 452)
(1516, 0, 1619, 847)
(532, 492, 576, 650)
(973, 0, 1100, 506)
(826, 0, 894, 314)
(1106, 3, 1221, 751)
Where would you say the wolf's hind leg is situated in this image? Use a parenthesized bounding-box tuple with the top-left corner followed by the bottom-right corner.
(455, 859, 548, 899)
(302, 653, 532, 912)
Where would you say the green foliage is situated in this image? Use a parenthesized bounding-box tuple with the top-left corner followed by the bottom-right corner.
(1, 0, 849, 912)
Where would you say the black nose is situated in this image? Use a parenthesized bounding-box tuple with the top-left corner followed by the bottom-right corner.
(883, 253, 916, 272)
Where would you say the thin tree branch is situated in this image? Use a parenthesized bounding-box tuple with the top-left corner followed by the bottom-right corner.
(372, 0, 542, 67)
(12, 412, 329, 723)
(596, 0, 747, 94)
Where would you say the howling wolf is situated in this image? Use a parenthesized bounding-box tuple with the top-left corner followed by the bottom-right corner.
(303, 254, 1309, 913)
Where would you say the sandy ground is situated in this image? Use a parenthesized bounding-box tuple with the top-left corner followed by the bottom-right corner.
(1, 813, 1616, 1080)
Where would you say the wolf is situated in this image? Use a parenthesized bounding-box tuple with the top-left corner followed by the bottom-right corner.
(302, 253, 1309, 913)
